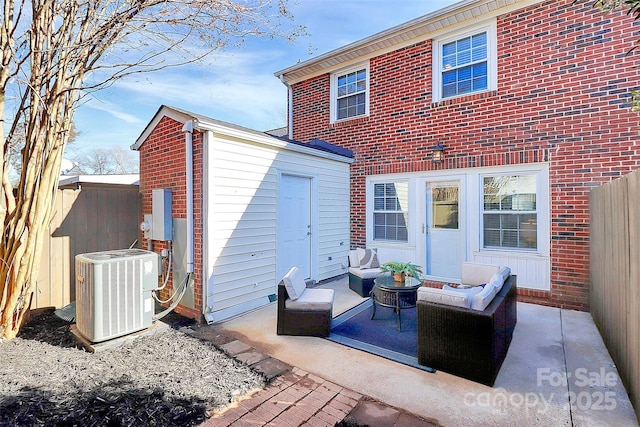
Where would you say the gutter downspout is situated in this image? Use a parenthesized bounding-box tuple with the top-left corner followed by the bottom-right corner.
(182, 121, 195, 274)
(279, 75, 293, 139)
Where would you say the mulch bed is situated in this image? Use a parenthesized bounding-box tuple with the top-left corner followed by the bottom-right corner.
(0, 309, 262, 427)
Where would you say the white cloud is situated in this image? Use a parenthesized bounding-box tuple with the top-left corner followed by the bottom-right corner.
(83, 98, 146, 124)
(112, 67, 287, 125)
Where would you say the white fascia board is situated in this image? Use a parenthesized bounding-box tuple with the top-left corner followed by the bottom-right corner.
(131, 106, 192, 151)
(58, 174, 140, 186)
(275, 0, 545, 85)
(194, 120, 354, 164)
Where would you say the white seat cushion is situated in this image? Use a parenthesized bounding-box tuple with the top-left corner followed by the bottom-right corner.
(285, 288, 334, 311)
(417, 286, 471, 309)
(349, 266, 383, 279)
(471, 283, 498, 311)
(461, 262, 500, 286)
(282, 267, 307, 301)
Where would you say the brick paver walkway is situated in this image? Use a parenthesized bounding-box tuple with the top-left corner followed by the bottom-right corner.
(188, 328, 437, 427)
(205, 367, 362, 426)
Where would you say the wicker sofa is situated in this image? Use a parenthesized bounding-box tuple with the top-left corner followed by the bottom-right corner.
(416, 263, 517, 386)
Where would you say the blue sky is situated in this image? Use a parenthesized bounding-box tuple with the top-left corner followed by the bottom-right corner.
(71, 0, 460, 156)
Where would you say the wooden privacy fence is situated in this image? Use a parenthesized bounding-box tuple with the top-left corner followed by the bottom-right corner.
(590, 169, 640, 418)
(34, 184, 141, 310)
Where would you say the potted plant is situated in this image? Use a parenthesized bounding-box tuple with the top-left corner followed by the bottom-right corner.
(380, 261, 423, 284)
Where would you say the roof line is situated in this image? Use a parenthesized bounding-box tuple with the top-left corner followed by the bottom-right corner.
(274, 0, 543, 83)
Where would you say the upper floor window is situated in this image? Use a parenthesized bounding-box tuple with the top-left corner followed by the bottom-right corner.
(331, 64, 369, 122)
(373, 182, 409, 242)
(433, 21, 496, 102)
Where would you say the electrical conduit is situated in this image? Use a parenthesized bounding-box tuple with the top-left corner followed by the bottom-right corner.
(182, 120, 195, 274)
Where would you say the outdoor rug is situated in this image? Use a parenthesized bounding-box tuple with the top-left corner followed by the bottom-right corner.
(328, 300, 435, 373)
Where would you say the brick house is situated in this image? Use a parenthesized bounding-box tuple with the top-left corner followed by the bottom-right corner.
(275, 0, 640, 310)
(133, 106, 352, 321)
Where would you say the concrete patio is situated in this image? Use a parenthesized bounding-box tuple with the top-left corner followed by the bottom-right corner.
(209, 275, 637, 426)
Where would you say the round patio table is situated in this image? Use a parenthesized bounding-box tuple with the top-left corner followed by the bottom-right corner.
(370, 275, 421, 331)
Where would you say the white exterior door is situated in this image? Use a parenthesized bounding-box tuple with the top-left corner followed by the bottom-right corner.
(426, 180, 462, 281)
(278, 174, 312, 280)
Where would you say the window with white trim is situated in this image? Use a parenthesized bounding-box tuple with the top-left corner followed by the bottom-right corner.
(433, 21, 496, 102)
(331, 64, 369, 122)
(373, 182, 409, 242)
(482, 175, 537, 250)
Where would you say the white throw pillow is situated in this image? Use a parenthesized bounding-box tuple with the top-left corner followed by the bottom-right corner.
(461, 262, 500, 286)
(471, 283, 498, 311)
(356, 248, 380, 269)
(282, 267, 307, 301)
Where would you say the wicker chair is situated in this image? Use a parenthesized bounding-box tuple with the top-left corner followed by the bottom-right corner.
(347, 248, 384, 297)
(276, 267, 334, 337)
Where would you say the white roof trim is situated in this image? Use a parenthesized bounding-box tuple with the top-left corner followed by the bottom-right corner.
(59, 174, 140, 186)
(132, 106, 353, 164)
(196, 119, 354, 164)
(275, 0, 545, 84)
(131, 106, 192, 150)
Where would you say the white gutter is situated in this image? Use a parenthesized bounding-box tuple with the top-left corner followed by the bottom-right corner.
(280, 75, 293, 139)
(182, 120, 195, 274)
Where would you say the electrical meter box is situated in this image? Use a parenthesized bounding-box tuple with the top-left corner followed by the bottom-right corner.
(152, 188, 172, 241)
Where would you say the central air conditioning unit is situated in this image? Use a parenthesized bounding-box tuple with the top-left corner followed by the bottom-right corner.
(75, 249, 158, 343)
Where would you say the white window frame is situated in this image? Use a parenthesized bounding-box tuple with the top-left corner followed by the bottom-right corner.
(432, 19, 497, 103)
(330, 63, 370, 123)
(479, 168, 549, 256)
(371, 180, 410, 243)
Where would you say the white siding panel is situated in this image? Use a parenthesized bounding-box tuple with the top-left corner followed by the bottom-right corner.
(214, 263, 276, 287)
(317, 173, 351, 278)
(207, 296, 271, 323)
(205, 132, 350, 321)
(213, 241, 273, 257)
(214, 284, 275, 309)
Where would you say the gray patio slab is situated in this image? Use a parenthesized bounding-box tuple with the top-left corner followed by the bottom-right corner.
(215, 275, 638, 426)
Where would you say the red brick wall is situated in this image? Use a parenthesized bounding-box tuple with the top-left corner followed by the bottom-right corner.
(138, 115, 204, 320)
(290, 0, 640, 310)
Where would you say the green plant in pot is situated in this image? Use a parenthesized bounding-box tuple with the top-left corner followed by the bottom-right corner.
(380, 261, 423, 284)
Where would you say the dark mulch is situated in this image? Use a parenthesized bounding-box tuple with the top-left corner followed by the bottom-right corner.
(335, 421, 369, 427)
(17, 309, 83, 348)
(1, 382, 208, 427)
(0, 308, 257, 427)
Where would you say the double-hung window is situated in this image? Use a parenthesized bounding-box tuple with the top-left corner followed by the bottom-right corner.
(373, 182, 409, 242)
(433, 21, 496, 102)
(482, 175, 537, 250)
(331, 64, 369, 122)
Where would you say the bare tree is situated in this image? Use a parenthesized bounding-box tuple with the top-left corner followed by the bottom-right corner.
(0, 0, 303, 340)
(6, 122, 80, 182)
(73, 146, 139, 174)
